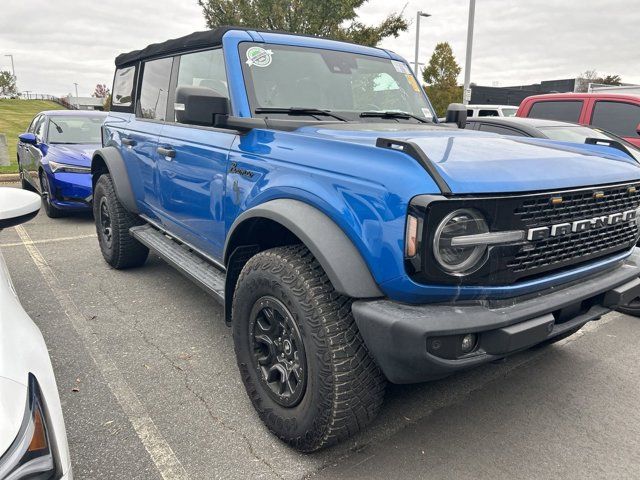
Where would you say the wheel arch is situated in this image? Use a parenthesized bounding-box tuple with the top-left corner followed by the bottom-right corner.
(91, 146, 138, 214)
(223, 199, 383, 323)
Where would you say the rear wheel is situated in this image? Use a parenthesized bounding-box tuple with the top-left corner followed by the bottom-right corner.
(93, 174, 149, 269)
(39, 170, 64, 218)
(232, 245, 386, 452)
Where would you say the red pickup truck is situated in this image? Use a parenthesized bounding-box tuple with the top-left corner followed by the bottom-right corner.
(517, 93, 640, 148)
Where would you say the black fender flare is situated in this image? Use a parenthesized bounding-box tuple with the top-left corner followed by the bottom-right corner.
(91, 146, 138, 214)
(224, 199, 383, 298)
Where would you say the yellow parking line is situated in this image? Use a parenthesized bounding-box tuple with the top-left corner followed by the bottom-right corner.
(14, 225, 190, 480)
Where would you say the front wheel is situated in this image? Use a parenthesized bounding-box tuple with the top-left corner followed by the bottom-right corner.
(615, 298, 640, 317)
(232, 245, 386, 452)
(39, 170, 64, 218)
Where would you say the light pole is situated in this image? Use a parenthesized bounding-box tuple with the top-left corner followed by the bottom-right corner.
(462, 0, 476, 105)
(73, 83, 79, 107)
(413, 11, 431, 76)
(4, 54, 15, 78)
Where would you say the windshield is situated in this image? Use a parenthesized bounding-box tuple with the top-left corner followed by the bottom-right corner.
(239, 43, 435, 122)
(539, 125, 640, 162)
(48, 115, 104, 144)
(501, 107, 518, 117)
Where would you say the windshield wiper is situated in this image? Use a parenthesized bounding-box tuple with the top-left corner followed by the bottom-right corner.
(50, 119, 64, 133)
(255, 107, 348, 122)
(359, 111, 430, 123)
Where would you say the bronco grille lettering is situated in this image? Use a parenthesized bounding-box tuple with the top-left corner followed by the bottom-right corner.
(526, 209, 637, 241)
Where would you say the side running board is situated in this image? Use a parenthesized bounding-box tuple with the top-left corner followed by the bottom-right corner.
(376, 137, 452, 195)
(130, 225, 225, 303)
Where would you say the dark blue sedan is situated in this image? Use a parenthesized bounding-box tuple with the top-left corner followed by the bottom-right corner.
(17, 110, 106, 217)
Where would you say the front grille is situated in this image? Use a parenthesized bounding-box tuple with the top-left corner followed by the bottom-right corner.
(508, 183, 640, 275)
(410, 182, 640, 287)
(508, 222, 637, 273)
(514, 183, 640, 228)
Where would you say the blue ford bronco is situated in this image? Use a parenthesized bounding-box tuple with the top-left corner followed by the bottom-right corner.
(93, 27, 640, 451)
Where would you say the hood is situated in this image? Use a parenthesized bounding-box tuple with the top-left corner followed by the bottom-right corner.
(295, 123, 640, 194)
(46, 143, 97, 167)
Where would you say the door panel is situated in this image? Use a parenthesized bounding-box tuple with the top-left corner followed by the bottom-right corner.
(156, 124, 235, 260)
(120, 56, 173, 218)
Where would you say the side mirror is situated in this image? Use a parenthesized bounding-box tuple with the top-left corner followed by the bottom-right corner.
(175, 86, 229, 126)
(18, 132, 37, 145)
(445, 103, 468, 129)
(0, 188, 41, 230)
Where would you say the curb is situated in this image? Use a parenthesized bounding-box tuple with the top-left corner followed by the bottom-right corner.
(0, 173, 20, 183)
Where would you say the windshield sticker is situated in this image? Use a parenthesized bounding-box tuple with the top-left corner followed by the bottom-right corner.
(405, 74, 421, 93)
(246, 47, 274, 67)
(421, 107, 433, 119)
(392, 60, 410, 74)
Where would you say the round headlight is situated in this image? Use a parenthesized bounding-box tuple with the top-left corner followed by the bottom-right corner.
(433, 209, 489, 274)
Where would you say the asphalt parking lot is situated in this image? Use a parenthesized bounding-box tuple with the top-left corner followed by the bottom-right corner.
(2, 183, 640, 480)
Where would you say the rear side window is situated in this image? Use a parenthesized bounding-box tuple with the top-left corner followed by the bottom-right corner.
(528, 100, 583, 122)
(591, 101, 640, 138)
(138, 57, 173, 121)
(478, 109, 499, 117)
(112, 66, 136, 108)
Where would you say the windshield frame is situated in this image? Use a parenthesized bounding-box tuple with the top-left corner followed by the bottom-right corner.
(238, 42, 436, 123)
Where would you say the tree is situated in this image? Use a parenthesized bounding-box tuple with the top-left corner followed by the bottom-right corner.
(575, 70, 623, 92)
(102, 93, 112, 112)
(601, 74, 622, 86)
(197, 0, 408, 47)
(422, 43, 462, 116)
(0, 70, 17, 96)
(93, 83, 110, 98)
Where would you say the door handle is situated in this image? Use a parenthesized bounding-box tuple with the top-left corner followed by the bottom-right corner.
(122, 137, 137, 147)
(157, 146, 176, 159)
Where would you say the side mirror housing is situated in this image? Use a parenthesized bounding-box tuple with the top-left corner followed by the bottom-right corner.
(445, 103, 468, 129)
(0, 188, 41, 230)
(175, 86, 230, 127)
(18, 132, 38, 145)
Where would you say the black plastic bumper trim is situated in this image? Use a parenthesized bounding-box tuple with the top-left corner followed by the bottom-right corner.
(353, 250, 640, 384)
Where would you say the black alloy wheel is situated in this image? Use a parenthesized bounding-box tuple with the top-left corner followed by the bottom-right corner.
(249, 296, 307, 407)
(98, 196, 113, 250)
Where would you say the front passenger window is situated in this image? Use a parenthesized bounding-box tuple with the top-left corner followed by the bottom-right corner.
(138, 57, 173, 121)
(177, 49, 229, 99)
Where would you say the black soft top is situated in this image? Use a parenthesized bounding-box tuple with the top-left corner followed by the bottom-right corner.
(115, 25, 312, 67)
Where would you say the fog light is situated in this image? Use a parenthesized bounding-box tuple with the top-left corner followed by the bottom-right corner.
(460, 333, 477, 353)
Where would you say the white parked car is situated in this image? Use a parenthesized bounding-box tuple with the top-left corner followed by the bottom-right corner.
(0, 188, 72, 479)
(466, 104, 519, 118)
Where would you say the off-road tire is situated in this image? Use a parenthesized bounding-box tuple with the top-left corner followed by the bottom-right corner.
(93, 174, 148, 269)
(39, 171, 64, 218)
(232, 245, 386, 452)
(615, 298, 640, 317)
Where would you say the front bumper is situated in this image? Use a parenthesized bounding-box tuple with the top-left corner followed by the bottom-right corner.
(50, 171, 92, 209)
(353, 249, 640, 384)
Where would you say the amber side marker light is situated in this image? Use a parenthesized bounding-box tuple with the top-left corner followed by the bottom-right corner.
(405, 215, 419, 257)
(28, 407, 49, 452)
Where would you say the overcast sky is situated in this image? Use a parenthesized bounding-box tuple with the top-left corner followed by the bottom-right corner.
(1, 0, 638, 97)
